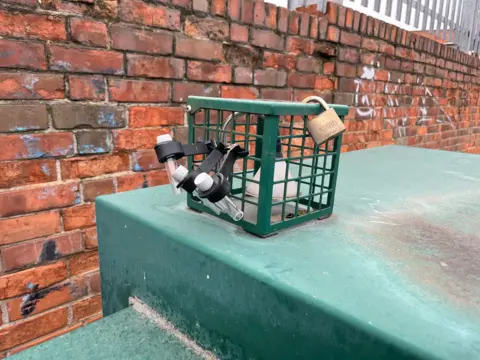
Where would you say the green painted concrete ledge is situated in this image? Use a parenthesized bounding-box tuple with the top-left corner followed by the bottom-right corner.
(12, 146, 480, 359)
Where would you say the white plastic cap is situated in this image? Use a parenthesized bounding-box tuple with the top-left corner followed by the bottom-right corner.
(194, 173, 214, 192)
(156, 134, 173, 144)
(172, 165, 189, 182)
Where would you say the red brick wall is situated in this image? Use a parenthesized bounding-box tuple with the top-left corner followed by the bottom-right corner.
(0, 0, 479, 356)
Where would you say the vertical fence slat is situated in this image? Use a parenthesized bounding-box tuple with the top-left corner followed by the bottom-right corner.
(430, 0, 437, 31)
(414, 0, 421, 27)
(374, 0, 381, 12)
(386, 0, 393, 16)
(436, 0, 444, 38)
(423, 0, 431, 29)
(405, 0, 413, 25)
(396, 0, 403, 21)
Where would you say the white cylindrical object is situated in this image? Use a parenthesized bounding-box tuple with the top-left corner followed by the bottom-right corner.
(194, 173, 214, 192)
(156, 134, 181, 195)
(172, 165, 189, 183)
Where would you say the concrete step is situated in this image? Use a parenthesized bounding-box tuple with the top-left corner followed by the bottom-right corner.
(11, 302, 209, 360)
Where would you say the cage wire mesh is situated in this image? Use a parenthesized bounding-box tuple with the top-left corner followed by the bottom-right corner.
(186, 97, 347, 237)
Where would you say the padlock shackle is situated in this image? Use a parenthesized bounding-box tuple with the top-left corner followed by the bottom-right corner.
(301, 96, 330, 112)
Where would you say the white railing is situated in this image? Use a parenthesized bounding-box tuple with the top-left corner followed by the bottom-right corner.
(288, 0, 480, 54)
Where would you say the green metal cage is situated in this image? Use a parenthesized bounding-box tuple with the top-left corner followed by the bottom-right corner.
(186, 96, 349, 237)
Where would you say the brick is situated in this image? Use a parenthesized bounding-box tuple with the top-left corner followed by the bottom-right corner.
(379, 41, 395, 55)
(0, 183, 79, 218)
(288, 12, 300, 35)
(253, 0, 266, 26)
(0, 11, 66, 41)
(293, 90, 331, 103)
(127, 54, 184, 79)
(93, 0, 118, 18)
(1, 0, 36, 6)
(318, 17, 328, 40)
(251, 29, 284, 51)
(0, 104, 48, 132)
(175, 37, 223, 61)
(0, 73, 64, 100)
(111, 25, 172, 55)
(221, 86, 258, 99)
(385, 58, 401, 70)
(299, 13, 309, 37)
(88, 271, 101, 292)
(146, 170, 169, 187)
(0, 39, 45, 70)
(337, 6, 346, 28)
(0, 159, 56, 189)
(233, 67, 253, 84)
(119, 0, 181, 30)
(70, 18, 107, 47)
(361, 38, 379, 52)
(340, 31, 361, 47)
(132, 150, 163, 172)
(0, 211, 61, 246)
(1, 231, 83, 272)
(130, 107, 183, 128)
(69, 251, 99, 276)
(115, 128, 170, 150)
(228, 0, 241, 20)
(185, 16, 229, 41)
(7, 278, 85, 321)
(254, 69, 287, 87)
(52, 104, 124, 129)
(310, 15, 318, 39)
(109, 79, 170, 102)
(0, 307, 68, 351)
(264, 3, 276, 29)
(173, 82, 220, 102)
(117, 173, 146, 192)
(360, 52, 377, 66)
(187, 61, 232, 83)
(76, 131, 110, 155)
(57, 2, 89, 15)
(296, 57, 322, 73)
(260, 88, 291, 101)
(49, 46, 123, 75)
(286, 37, 314, 55)
(83, 178, 115, 202)
(63, 204, 95, 231)
(336, 62, 357, 77)
(263, 52, 295, 70)
(324, 62, 335, 75)
(277, 6, 288, 33)
(69, 75, 105, 101)
(61, 154, 129, 179)
(84, 227, 98, 249)
(314, 76, 334, 90)
(72, 295, 102, 322)
(240, 0, 253, 23)
(327, 26, 340, 42)
(334, 92, 355, 106)
(193, 0, 208, 12)
(231, 23, 249, 42)
(287, 72, 316, 88)
(211, 0, 225, 15)
(0, 262, 67, 299)
(1, 132, 74, 161)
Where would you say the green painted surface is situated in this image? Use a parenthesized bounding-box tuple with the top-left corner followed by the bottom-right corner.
(96, 146, 480, 360)
(11, 307, 202, 360)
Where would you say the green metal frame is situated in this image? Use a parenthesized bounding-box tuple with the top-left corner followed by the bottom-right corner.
(186, 96, 349, 237)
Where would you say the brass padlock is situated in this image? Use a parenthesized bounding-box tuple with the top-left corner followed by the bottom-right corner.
(302, 96, 346, 145)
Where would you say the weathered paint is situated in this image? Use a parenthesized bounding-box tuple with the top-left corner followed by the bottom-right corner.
(94, 145, 480, 360)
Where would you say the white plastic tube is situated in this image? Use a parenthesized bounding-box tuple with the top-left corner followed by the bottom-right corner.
(156, 134, 181, 195)
(172, 166, 221, 215)
(194, 173, 244, 221)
